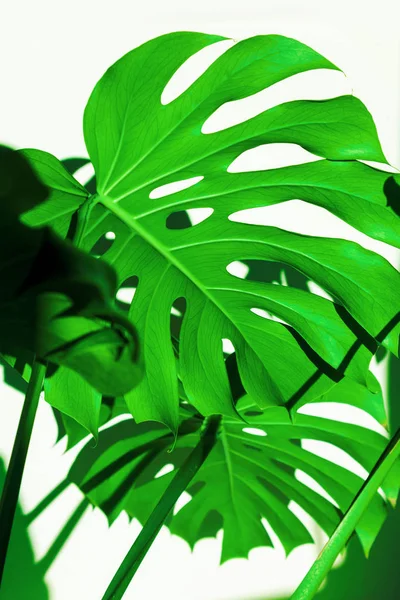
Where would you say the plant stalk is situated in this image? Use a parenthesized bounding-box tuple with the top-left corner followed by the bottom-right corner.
(0, 359, 47, 586)
(71, 194, 97, 248)
(290, 427, 400, 600)
(102, 414, 222, 600)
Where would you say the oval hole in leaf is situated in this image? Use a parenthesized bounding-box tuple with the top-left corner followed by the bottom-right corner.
(250, 307, 288, 326)
(89, 232, 116, 257)
(173, 491, 192, 515)
(228, 143, 320, 173)
(166, 207, 213, 229)
(116, 275, 138, 311)
(161, 39, 234, 105)
(229, 260, 309, 291)
(202, 69, 349, 134)
(171, 297, 187, 346)
(154, 463, 174, 479)
(222, 338, 235, 355)
(226, 261, 249, 279)
(243, 427, 267, 437)
(150, 175, 204, 199)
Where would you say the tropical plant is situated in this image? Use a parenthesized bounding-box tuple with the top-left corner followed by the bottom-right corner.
(1, 31, 399, 600)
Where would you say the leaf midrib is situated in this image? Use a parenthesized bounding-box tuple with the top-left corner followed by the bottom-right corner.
(98, 195, 269, 356)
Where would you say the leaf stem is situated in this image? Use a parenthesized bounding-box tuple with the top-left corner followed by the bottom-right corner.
(71, 194, 98, 248)
(0, 359, 47, 586)
(101, 414, 222, 600)
(290, 427, 400, 600)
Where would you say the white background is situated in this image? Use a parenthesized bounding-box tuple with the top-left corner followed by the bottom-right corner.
(0, 1, 399, 599)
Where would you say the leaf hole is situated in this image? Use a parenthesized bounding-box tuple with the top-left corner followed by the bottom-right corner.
(166, 207, 213, 230)
(170, 297, 187, 347)
(202, 69, 349, 134)
(228, 259, 309, 291)
(242, 427, 267, 437)
(161, 39, 234, 105)
(150, 175, 204, 199)
(228, 143, 320, 173)
(154, 463, 174, 479)
(89, 232, 116, 257)
(250, 307, 288, 325)
(116, 275, 139, 310)
(222, 338, 235, 355)
(173, 491, 192, 515)
(226, 260, 249, 279)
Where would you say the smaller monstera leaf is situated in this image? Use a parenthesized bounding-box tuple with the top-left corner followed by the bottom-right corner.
(69, 378, 399, 563)
(20, 148, 90, 237)
(0, 146, 142, 433)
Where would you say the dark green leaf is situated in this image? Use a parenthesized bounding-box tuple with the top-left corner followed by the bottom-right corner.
(0, 146, 142, 432)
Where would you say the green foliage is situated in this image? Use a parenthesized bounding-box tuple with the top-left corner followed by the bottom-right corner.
(22, 32, 400, 436)
(1, 31, 400, 595)
(0, 146, 143, 434)
(291, 427, 400, 599)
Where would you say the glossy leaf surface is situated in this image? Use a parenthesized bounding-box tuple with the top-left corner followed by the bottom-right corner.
(22, 32, 400, 433)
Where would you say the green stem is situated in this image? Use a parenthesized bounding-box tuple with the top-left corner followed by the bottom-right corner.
(0, 193, 94, 588)
(102, 414, 222, 600)
(71, 194, 97, 248)
(0, 359, 47, 586)
(290, 427, 400, 600)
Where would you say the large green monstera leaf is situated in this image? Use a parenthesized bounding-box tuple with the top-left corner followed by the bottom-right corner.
(68, 377, 400, 562)
(22, 32, 400, 434)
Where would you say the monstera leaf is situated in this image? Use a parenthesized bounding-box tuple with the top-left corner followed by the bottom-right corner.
(0, 146, 142, 434)
(68, 376, 400, 562)
(21, 32, 400, 436)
